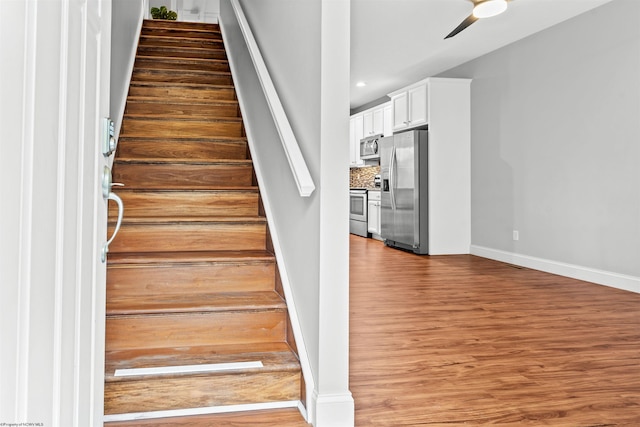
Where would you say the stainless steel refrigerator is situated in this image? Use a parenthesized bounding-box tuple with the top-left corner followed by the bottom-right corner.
(380, 130, 429, 254)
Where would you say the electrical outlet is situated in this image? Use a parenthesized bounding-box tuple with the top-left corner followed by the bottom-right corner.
(513, 230, 519, 241)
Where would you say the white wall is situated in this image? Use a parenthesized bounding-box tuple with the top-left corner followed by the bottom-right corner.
(220, 0, 353, 424)
(111, 0, 145, 138)
(442, 0, 640, 292)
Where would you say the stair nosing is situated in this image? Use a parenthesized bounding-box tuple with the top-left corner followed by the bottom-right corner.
(135, 55, 228, 64)
(107, 307, 286, 319)
(122, 115, 243, 123)
(139, 34, 223, 41)
(125, 96, 237, 105)
(113, 158, 252, 165)
(106, 250, 274, 265)
(138, 45, 226, 53)
(131, 68, 232, 77)
(110, 216, 266, 225)
(111, 188, 259, 194)
(128, 80, 234, 90)
(107, 290, 286, 316)
(117, 135, 247, 143)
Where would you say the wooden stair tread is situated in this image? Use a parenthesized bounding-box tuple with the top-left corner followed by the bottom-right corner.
(114, 158, 251, 165)
(139, 34, 223, 44)
(113, 188, 258, 194)
(107, 250, 275, 265)
(112, 186, 258, 193)
(125, 95, 236, 105)
(130, 69, 232, 77)
(138, 45, 226, 55)
(103, 408, 309, 427)
(105, 343, 299, 381)
(113, 216, 266, 224)
(115, 138, 248, 160)
(111, 184, 255, 191)
(122, 114, 243, 123)
(130, 80, 232, 90)
(118, 135, 246, 142)
(107, 290, 285, 316)
(135, 55, 228, 66)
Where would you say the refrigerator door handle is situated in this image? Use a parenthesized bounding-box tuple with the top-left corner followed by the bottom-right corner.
(390, 145, 397, 211)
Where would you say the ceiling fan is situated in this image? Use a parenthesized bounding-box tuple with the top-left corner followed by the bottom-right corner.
(445, 0, 510, 39)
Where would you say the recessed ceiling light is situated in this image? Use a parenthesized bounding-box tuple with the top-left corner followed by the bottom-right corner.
(473, 0, 508, 19)
(356, 81, 366, 87)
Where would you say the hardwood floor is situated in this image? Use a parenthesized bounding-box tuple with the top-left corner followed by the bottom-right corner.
(349, 234, 640, 426)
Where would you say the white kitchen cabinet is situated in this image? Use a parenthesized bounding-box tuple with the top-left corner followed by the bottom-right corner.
(391, 91, 408, 130)
(349, 114, 364, 167)
(367, 190, 381, 239)
(372, 108, 384, 135)
(362, 105, 385, 137)
(390, 81, 428, 132)
(383, 104, 393, 137)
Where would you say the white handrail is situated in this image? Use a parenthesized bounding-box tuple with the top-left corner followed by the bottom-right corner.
(229, 0, 315, 197)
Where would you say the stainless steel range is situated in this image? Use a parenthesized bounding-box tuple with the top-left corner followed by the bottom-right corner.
(349, 188, 368, 237)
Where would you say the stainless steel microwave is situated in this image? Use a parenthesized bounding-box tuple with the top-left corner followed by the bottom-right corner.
(360, 134, 383, 160)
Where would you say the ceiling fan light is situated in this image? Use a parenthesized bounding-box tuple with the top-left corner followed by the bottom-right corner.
(473, 0, 508, 19)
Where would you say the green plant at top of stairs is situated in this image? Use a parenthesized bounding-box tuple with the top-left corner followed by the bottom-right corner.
(150, 6, 177, 20)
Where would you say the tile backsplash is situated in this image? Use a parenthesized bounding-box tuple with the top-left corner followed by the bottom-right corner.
(350, 166, 380, 188)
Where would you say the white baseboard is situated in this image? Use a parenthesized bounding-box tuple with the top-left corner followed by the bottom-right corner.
(312, 392, 354, 427)
(470, 245, 640, 294)
(204, 12, 219, 23)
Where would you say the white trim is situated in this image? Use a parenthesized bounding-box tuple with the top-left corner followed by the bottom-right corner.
(16, 0, 37, 418)
(53, 1, 71, 424)
(102, 400, 301, 422)
(312, 391, 355, 427)
(114, 361, 263, 377)
(219, 13, 316, 422)
(228, 0, 315, 198)
(470, 245, 640, 294)
(76, 5, 91, 425)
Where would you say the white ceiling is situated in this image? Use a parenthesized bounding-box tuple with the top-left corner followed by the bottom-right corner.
(350, 0, 614, 109)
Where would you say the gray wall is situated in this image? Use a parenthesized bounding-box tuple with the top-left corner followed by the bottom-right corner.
(239, 0, 324, 381)
(441, 0, 640, 278)
(222, 0, 323, 382)
(222, 4, 354, 421)
(111, 0, 144, 136)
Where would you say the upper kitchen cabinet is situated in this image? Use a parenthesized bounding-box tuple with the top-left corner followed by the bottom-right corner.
(362, 108, 382, 136)
(383, 103, 393, 137)
(390, 82, 427, 132)
(362, 102, 392, 137)
(349, 113, 364, 167)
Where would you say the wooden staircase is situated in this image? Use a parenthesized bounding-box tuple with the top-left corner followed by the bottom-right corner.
(104, 20, 304, 424)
